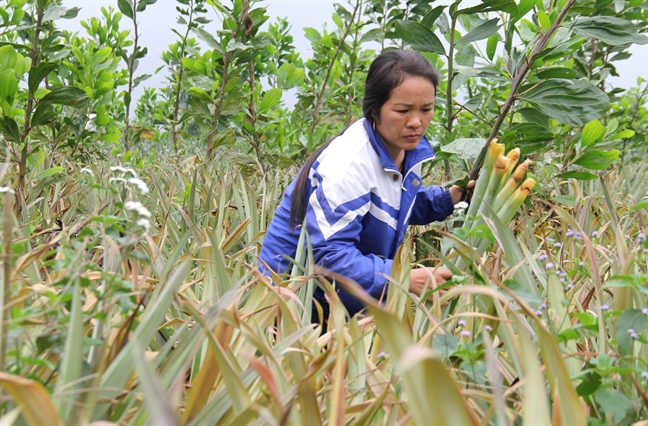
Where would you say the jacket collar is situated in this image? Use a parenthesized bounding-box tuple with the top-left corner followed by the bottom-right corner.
(362, 118, 435, 174)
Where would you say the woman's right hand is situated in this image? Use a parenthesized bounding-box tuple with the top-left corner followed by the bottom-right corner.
(409, 267, 453, 301)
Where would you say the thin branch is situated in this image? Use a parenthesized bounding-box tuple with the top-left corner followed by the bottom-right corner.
(470, 0, 577, 181)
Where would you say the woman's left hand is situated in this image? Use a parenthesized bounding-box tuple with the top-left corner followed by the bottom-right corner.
(449, 180, 475, 205)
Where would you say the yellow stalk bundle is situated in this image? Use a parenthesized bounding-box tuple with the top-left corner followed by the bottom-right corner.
(477, 154, 512, 218)
(496, 178, 536, 224)
(492, 159, 532, 213)
(454, 140, 535, 267)
(465, 139, 503, 220)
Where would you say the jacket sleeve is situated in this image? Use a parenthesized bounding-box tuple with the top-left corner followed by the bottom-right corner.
(409, 185, 454, 225)
(303, 167, 393, 301)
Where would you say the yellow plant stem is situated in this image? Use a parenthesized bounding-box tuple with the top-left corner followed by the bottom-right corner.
(492, 159, 531, 213)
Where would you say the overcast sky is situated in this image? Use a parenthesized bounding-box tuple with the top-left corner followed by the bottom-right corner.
(61, 0, 647, 104)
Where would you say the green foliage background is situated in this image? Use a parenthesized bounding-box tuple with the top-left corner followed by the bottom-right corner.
(0, 0, 648, 424)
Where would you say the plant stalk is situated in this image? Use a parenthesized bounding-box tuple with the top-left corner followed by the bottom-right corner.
(469, 0, 577, 182)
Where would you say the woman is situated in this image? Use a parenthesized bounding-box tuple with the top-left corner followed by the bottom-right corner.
(259, 50, 471, 319)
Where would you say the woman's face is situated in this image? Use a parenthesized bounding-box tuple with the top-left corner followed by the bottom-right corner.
(374, 75, 435, 165)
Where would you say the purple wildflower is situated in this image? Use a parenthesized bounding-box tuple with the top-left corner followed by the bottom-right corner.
(566, 284, 574, 290)
(560, 277, 566, 283)
(600, 304, 609, 311)
(458, 319, 466, 326)
(642, 307, 648, 315)
(539, 253, 548, 262)
(546, 262, 554, 270)
(460, 330, 471, 337)
(638, 232, 646, 244)
(566, 229, 575, 237)
(574, 232, 582, 240)
(591, 231, 599, 237)
(642, 372, 648, 379)
(554, 242, 563, 248)
(485, 325, 493, 331)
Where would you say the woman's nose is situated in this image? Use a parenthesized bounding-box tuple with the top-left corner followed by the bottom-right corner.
(407, 115, 421, 128)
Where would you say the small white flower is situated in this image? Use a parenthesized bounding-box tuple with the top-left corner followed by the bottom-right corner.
(136, 218, 151, 231)
(128, 177, 149, 194)
(88, 113, 97, 120)
(0, 186, 15, 194)
(109, 177, 128, 184)
(124, 201, 151, 218)
(109, 166, 138, 177)
(124, 201, 144, 211)
(454, 201, 469, 210)
(80, 168, 94, 176)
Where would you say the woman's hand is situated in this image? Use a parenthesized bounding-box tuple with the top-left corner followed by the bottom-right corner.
(409, 267, 453, 301)
(449, 180, 476, 205)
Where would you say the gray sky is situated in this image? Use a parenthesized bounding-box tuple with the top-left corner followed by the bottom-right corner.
(61, 0, 647, 104)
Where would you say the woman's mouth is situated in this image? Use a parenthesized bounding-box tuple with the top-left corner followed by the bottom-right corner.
(403, 134, 420, 142)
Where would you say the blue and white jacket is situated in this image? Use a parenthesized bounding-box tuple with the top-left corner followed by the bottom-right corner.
(259, 118, 454, 316)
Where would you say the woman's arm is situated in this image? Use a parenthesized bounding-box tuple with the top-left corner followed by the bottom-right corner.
(409, 182, 475, 225)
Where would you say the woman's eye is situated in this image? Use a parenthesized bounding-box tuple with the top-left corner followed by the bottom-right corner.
(396, 110, 408, 114)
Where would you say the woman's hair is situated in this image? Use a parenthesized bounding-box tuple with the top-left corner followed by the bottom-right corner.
(289, 50, 440, 227)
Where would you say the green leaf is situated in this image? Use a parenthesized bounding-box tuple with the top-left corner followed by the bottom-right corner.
(303, 27, 321, 44)
(395, 20, 445, 55)
(573, 16, 648, 46)
(258, 88, 282, 112)
(53, 281, 83, 421)
(581, 120, 605, 147)
(136, 0, 157, 12)
(486, 34, 498, 60)
(276, 63, 304, 89)
(458, 18, 500, 44)
(519, 79, 609, 126)
(39, 86, 89, 108)
(610, 129, 634, 140)
(359, 28, 383, 44)
(535, 67, 578, 80)
(502, 123, 553, 155)
(575, 373, 601, 397)
(594, 388, 631, 424)
(616, 309, 646, 355)
(555, 171, 599, 181)
(31, 104, 56, 127)
(0, 116, 21, 143)
(28, 62, 57, 95)
(0, 45, 18, 72)
(422, 5, 446, 28)
(91, 47, 112, 66)
(432, 334, 460, 358)
(513, 0, 535, 23)
(573, 149, 620, 170)
(192, 28, 224, 55)
(454, 0, 518, 17)
(0, 69, 18, 107)
(188, 87, 213, 104)
(441, 138, 485, 161)
(631, 200, 648, 210)
(118, 0, 134, 19)
(43, 4, 80, 22)
(34, 167, 64, 180)
(518, 107, 549, 127)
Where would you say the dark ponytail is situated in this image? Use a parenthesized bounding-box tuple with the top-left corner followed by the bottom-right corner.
(288, 131, 343, 228)
(289, 50, 440, 227)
